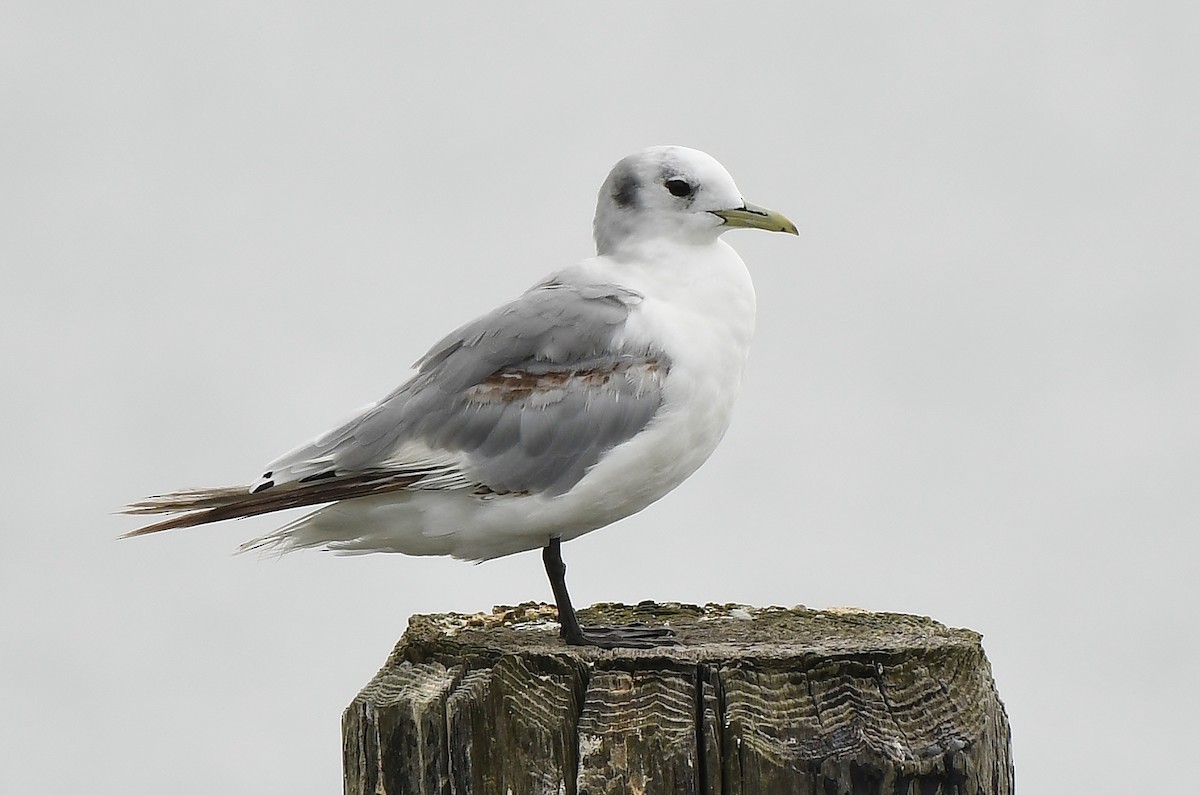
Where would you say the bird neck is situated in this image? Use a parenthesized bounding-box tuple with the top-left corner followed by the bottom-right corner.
(593, 210, 723, 257)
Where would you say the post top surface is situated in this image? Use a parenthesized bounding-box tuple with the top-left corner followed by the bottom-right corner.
(391, 602, 982, 668)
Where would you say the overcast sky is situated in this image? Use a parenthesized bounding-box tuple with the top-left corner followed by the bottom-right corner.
(3, 3, 1197, 793)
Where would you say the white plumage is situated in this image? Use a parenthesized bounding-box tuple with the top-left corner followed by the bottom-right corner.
(125, 145, 796, 646)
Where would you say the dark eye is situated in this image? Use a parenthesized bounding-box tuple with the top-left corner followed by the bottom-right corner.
(665, 179, 693, 197)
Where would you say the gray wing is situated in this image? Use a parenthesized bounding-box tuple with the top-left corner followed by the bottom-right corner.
(256, 280, 669, 497)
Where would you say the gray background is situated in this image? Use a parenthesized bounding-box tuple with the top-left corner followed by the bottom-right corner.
(3, 3, 1196, 792)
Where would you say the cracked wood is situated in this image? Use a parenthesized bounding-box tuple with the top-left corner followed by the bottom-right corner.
(342, 603, 1014, 795)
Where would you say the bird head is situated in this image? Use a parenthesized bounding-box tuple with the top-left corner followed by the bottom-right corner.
(593, 146, 797, 256)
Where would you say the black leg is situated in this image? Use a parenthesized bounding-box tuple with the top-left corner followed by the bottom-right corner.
(542, 537, 677, 649)
(542, 536, 586, 643)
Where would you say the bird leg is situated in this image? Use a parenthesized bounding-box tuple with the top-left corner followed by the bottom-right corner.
(542, 537, 677, 649)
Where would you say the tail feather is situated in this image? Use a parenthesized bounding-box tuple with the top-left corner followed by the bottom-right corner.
(120, 470, 429, 538)
(124, 486, 258, 515)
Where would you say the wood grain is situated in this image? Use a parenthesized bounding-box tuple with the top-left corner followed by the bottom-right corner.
(343, 603, 1013, 795)
(575, 669, 699, 794)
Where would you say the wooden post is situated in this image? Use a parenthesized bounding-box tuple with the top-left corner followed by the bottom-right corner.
(343, 603, 1013, 795)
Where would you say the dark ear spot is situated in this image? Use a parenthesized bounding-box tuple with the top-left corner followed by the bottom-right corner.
(611, 167, 639, 209)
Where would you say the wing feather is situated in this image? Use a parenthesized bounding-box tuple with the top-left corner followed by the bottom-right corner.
(125, 278, 670, 535)
(254, 279, 661, 493)
(121, 470, 428, 537)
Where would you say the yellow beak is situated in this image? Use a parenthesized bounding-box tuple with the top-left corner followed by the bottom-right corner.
(712, 202, 798, 235)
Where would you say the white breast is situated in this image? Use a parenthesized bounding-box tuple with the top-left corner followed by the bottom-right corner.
(543, 238, 758, 534)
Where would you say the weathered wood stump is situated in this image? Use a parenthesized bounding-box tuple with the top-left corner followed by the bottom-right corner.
(343, 603, 1013, 795)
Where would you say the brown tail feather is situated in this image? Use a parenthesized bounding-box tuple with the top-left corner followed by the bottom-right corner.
(120, 471, 427, 538)
(124, 486, 260, 515)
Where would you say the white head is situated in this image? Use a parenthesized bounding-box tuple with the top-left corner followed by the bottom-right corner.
(593, 146, 797, 256)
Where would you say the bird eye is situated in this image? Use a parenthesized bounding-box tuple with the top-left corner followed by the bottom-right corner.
(665, 179, 693, 197)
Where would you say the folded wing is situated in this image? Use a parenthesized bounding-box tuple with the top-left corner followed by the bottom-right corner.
(123, 280, 670, 535)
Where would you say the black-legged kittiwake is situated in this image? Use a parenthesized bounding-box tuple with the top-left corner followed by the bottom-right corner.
(124, 146, 798, 648)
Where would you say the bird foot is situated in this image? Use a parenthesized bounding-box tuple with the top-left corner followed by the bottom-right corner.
(562, 622, 678, 649)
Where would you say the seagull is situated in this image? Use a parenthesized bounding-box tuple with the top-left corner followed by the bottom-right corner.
(123, 146, 797, 648)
